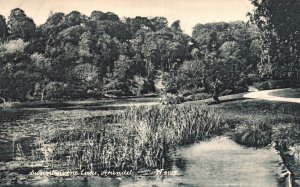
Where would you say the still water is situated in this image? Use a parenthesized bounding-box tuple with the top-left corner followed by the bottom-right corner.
(7, 137, 284, 187)
(0, 98, 285, 187)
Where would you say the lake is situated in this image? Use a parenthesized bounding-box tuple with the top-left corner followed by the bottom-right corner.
(0, 98, 287, 187)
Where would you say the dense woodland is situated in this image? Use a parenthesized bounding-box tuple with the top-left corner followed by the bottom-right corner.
(0, 0, 299, 102)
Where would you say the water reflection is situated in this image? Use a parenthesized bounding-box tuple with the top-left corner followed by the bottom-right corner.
(11, 136, 283, 187)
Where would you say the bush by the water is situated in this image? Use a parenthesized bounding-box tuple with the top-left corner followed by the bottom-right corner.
(234, 120, 272, 147)
(44, 82, 68, 100)
(160, 94, 184, 105)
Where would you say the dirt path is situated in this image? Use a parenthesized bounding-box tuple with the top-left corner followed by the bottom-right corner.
(243, 88, 300, 103)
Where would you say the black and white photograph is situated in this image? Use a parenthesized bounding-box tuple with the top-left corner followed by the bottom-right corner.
(0, 0, 299, 186)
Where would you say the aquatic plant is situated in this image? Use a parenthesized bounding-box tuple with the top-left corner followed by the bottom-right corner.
(34, 105, 224, 172)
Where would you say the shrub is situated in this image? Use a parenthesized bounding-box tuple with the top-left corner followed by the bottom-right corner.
(234, 121, 272, 147)
(273, 123, 300, 146)
(45, 82, 68, 100)
(160, 94, 184, 105)
(252, 79, 300, 91)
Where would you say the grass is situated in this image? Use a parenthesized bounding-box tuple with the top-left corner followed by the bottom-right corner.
(197, 99, 300, 125)
(270, 88, 300, 98)
(186, 98, 300, 145)
(234, 120, 272, 147)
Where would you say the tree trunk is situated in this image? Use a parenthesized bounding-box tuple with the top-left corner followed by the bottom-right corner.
(212, 81, 220, 103)
(212, 94, 220, 103)
(41, 87, 46, 102)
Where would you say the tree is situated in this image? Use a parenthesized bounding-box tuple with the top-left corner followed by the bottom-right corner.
(0, 39, 32, 101)
(201, 44, 248, 103)
(30, 53, 51, 101)
(71, 63, 100, 97)
(150, 17, 168, 31)
(168, 28, 250, 102)
(104, 55, 135, 95)
(164, 60, 203, 93)
(65, 11, 86, 27)
(170, 20, 182, 32)
(92, 20, 130, 42)
(91, 11, 120, 21)
(140, 29, 189, 71)
(0, 15, 8, 43)
(249, 0, 300, 80)
(41, 12, 67, 39)
(126, 16, 152, 36)
(44, 81, 67, 100)
(46, 25, 87, 82)
(7, 8, 36, 41)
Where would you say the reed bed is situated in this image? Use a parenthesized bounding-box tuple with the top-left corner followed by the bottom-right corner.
(33, 105, 224, 173)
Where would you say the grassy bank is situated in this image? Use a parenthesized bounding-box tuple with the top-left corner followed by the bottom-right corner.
(270, 88, 300, 98)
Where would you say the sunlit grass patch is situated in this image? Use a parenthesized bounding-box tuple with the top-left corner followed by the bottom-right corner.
(270, 88, 300, 98)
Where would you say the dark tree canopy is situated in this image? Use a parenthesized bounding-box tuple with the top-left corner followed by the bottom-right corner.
(170, 20, 182, 32)
(7, 8, 36, 41)
(0, 7, 269, 102)
(249, 0, 300, 80)
(0, 15, 8, 43)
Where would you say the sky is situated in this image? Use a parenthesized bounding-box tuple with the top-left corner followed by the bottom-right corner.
(0, 0, 253, 35)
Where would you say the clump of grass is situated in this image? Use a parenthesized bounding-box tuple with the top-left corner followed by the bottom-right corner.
(273, 123, 300, 146)
(33, 105, 224, 173)
(234, 120, 272, 147)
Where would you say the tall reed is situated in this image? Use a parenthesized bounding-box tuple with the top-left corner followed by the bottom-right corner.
(34, 105, 224, 172)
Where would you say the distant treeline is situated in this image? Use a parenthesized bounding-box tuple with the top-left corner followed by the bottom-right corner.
(0, 0, 299, 102)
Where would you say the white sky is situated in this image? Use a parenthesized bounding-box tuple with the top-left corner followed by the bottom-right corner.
(0, 0, 253, 35)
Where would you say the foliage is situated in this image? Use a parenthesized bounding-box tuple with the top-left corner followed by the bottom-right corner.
(249, 0, 300, 80)
(183, 92, 211, 102)
(44, 82, 67, 100)
(252, 79, 299, 91)
(273, 123, 300, 146)
(164, 22, 260, 102)
(160, 93, 184, 105)
(7, 8, 36, 41)
(103, 55, 135, 95)
(234, 120, 272, 147)
(0, 7, 283, 102)
(0, 39, 32, 101)
(0, 15, 8, 43)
